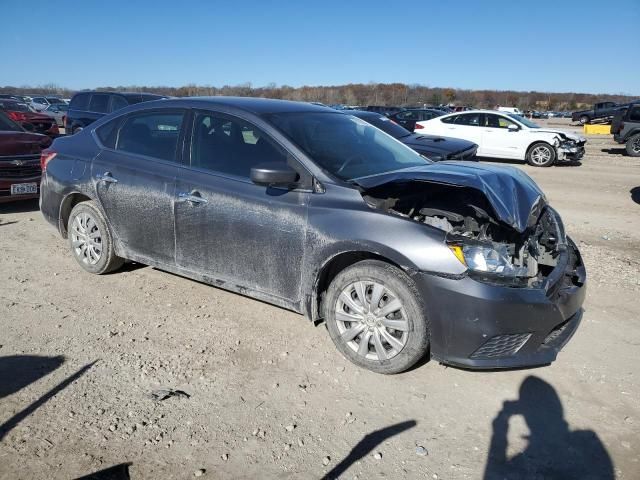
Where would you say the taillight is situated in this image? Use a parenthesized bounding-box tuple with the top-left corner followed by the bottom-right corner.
(7, 111, 28, 122)
(40, 149, 57, 171)
(415, 123, 424, 130)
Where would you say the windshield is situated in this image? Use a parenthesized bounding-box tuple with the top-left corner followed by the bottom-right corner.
(268, 112, 431, 181)
(359, 114, 411, 139)
(0, 112, 22, 131)
(0, 102, 31, 112)
(508, 114, 540, 128)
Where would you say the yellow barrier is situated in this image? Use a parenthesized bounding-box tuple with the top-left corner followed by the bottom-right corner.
(583, 124, 611, 135)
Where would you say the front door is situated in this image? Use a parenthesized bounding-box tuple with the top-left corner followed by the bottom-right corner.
(481, 113, 523, 158)
(174, 110, 310, 304)
(92, 109, 187, 265)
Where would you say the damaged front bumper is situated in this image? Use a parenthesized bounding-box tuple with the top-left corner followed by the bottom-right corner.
(417, 238, 586, 369)
(557, 142, 586, 161)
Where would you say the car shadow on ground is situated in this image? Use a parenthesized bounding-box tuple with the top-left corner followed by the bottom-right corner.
(0, 198, 40, 214)
(0, 356, 97, 441)
(483, 376, 614, 479)
(321, 420, 417, 479)
(631, 187, 640, 205)
(478, 157, 582, 167)
(601, 147, 627, 156)
(74, 463, 132, 480)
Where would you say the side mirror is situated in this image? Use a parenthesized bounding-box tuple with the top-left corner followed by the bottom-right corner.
(22, 123, 35, 132)
(250, 162, 299, 187)
(507, 124, 519, 132)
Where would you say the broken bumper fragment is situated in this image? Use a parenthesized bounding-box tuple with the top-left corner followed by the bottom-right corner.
(417, 238, 586, 369)
(557, 141, 586, 161)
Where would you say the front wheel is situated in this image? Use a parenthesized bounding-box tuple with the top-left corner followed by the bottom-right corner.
(68, 201, 124, 274)
(324, 260, 429, 374)
(527, 142, 556, 167)
(626, 133, 640, 157)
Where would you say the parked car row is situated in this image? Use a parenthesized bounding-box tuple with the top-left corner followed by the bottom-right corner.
(37, 97, 586, 374)
(0, 100, 59, 137)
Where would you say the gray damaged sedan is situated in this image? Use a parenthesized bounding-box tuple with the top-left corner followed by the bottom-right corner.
(40, 98, 586, 374)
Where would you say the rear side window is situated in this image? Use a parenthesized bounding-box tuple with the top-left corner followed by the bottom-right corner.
(116, 111, 184, 162)
(441, 115, 458, 124)
(109, 95, 128, 112)
(455, 113, 481, 126)
(96, 118, 120, 148)
(629, 107, 640, 122)
(70, 93, 90, 110)
(89, 94, 110, 113)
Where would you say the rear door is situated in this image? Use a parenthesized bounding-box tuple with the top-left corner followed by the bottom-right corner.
(441, 113, 484, 146)
(174, 109, 311, 303)
(91, 109, 187, 265)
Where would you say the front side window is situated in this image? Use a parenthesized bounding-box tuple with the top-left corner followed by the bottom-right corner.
(89, 94, 110, 113)
(629, 106, 640, 122)
(71, 93, 90, 110)
(116, 111, 184, 161)
(268, 112, 430, 181)
(485, 114, 517, 129)
(110, 95, 129, 112)
(190, 112, 289, 179)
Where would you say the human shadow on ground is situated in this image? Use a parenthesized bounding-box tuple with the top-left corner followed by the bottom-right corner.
(601, 147, 627, 156)
(321, 420, 417, 480)
(75, 463, 132, 480)
(631, 187, 640, 205)
(0, 356, 96, 441)
(483, 376, 614, 480)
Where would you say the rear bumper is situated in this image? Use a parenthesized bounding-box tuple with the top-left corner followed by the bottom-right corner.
(417, 239, 586, 369)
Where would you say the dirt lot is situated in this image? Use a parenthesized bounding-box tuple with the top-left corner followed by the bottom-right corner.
(1, 119, 639, 479)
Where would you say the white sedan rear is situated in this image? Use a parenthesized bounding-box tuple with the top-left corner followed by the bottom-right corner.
(414, 110, 586, 167)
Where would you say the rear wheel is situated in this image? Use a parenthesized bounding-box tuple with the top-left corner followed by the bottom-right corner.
(527, 142, 556, 167)
(579, 115, 590, 125)
(324, 260, 429, 374)
(68, 201, 123, 274)
(626, 133, 640, 157)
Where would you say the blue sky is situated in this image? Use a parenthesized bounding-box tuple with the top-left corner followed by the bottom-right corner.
(1, 0, 638, 94)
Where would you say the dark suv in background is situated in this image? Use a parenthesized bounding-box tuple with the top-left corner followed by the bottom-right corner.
(611, 103, 640, 157)
(65, 91, 166, 134)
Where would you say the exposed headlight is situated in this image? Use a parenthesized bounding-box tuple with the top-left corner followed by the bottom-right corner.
(449, 243, 528, 277)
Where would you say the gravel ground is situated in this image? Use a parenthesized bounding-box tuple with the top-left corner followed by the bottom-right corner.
(1, 118, 638, 479)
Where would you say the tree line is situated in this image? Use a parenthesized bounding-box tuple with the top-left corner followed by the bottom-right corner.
(1, 82, 636, 111)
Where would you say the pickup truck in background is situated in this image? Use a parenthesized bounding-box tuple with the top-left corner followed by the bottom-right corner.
(571, 101, 627, 125)
(610, 103, 640, 157)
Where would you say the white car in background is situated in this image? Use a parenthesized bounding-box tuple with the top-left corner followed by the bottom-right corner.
(414, 110, 586, 167)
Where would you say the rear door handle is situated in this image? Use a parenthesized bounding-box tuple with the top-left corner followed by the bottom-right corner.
(96, 171, 118, 183)
(178, 191, 208, 205)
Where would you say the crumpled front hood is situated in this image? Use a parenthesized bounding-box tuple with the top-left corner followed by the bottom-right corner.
(355, 162, 546, 233)
(532, 128, 586, 142)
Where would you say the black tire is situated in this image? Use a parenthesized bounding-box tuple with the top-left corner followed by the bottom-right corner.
(67, 201, 124, 274)
(526, 142, 556, 167)
(625, 133, 640, 157)
(324, 260, 429, 374)
(579, 115, 590, 125)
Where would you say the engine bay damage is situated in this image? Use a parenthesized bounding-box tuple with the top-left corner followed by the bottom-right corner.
(362, 180, 566, 287)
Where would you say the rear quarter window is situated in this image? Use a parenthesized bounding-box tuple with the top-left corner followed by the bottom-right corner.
(96, 118, 120, 148)
(70, 93, 90, 110)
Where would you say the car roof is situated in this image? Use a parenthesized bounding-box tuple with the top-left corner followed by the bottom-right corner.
(72, 91, 165, 99)
(140, 96, 336, 115)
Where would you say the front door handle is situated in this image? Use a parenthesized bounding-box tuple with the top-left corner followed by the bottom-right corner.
(96, 171, 118, 184)
(178, 191, 208, 205)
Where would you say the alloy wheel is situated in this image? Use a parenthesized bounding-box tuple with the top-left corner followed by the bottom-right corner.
(334, 281, 409, 361)
(530, 145, 552, 165)
(633, 136, 640, 154)
(71, 212, 103, 265)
